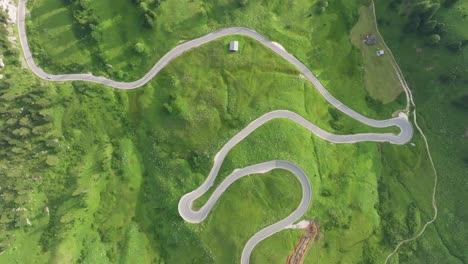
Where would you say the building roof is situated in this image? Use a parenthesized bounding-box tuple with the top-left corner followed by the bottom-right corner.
(377, 50, 385, 56)
(229, 41, 239, 51)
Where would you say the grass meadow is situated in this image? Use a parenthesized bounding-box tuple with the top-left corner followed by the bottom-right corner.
(0, 0, 446, 263)
(27, 0, 406, 118)
(376, 0, 468, 263)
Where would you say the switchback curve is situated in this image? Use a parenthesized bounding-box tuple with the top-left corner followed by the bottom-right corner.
(17, 1, 414, 263)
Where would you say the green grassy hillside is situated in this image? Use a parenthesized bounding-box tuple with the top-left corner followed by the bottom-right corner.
(27, 0, 406, 118)
(0, 0, 450, 263)
(376, 0, 468, 263)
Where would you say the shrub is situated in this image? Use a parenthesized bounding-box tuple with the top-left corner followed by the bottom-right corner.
(428, 34, 441, 46)
(130, 0, 161, 29)
(451, 95, 468, 110)
(316, 0, 329, 14)
(443, 0, 460, 8)
(439, 72, 458, 83)
(434, 22, 448, 36)
(365, 95, 383, 111)
(406, 203, 421, 236)
(447, 41, 462, 52)
(412, 1, 432, 16)
(239, 0, 248, 7)
(134, 42, 146, 54)
(328, 107, 340, 121)
(420, 20, 437, 33)
(405, 16, 422, 32)
(144, 14, 155, 28)
(421, 3, 440, 21)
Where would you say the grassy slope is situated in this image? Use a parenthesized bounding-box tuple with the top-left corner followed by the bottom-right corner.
(27, 0, 92, 67)
(28, 0, 405, 118)
(126, 36, 397, 263)
(0, 1, 443, 264)
(376, 1, 468, 263)
(350, 6, 404, 104)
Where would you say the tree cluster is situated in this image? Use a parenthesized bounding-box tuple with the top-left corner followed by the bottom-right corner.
(451, 95, 468, 110)
(439, 65, 468, 84)
(376, 176, 419, 259)
(446, 39, 468, 52)
(238, 0, 248, 7)
(328, 107, 343, 131)
(443, 0, 459, 7)
(0, 65, 62, 252)
(315, 0, 329, 14)
(404, 1, 442, 39)
(393, 0, 468, 50)
(63, 0, 101, 42)
(130, 0, 162, 29)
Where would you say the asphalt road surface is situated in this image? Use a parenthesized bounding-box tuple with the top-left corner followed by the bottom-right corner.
(17, 1, 414, 263)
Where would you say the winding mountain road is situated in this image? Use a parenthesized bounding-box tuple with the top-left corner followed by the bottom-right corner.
(17, 1, 413, 263)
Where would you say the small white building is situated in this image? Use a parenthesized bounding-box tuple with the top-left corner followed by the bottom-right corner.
(376, 50, 385, 56)
(229, 41, 239, 52)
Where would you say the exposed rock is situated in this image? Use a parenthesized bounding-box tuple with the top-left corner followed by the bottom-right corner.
(0, 0, 17, 24)
(271, 41, 286, 51)
(0, 57, 4, 68)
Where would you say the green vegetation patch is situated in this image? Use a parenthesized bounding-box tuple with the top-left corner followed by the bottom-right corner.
(376, 0, 468, 262)
(27, 0, 406, 118)
(0, 1, 443, 264)
(27, 0, 92, 69)
(350, 6, 404, 104)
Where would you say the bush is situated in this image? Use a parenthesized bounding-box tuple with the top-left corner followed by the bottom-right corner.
(420, 20, 437, 33)
(328, 107, 340, 121)
(239, 0, 248, 7)
(134, 42, 146, 54)
(144, 14, 155, 28)
(447, 41, 462, 52)
(451, 95, 468, 110)
(439, 72, 458, 83)
(317, 6, 326, 14)
(421, 3, 440, 21)
(412, 1, 432, 16)
(315, 0, 329, 14)
(406, 1, 443, 36)
(405, 16, 422, 32)
(389, 0, 399, 10)
(428, 34, 441, 46)
(365, 95, 383, 111)
(130, 0, 161, 29)
(406, 203, 421, 236)
(443, 0, 460, 8)
(434, 22, 448, 36)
